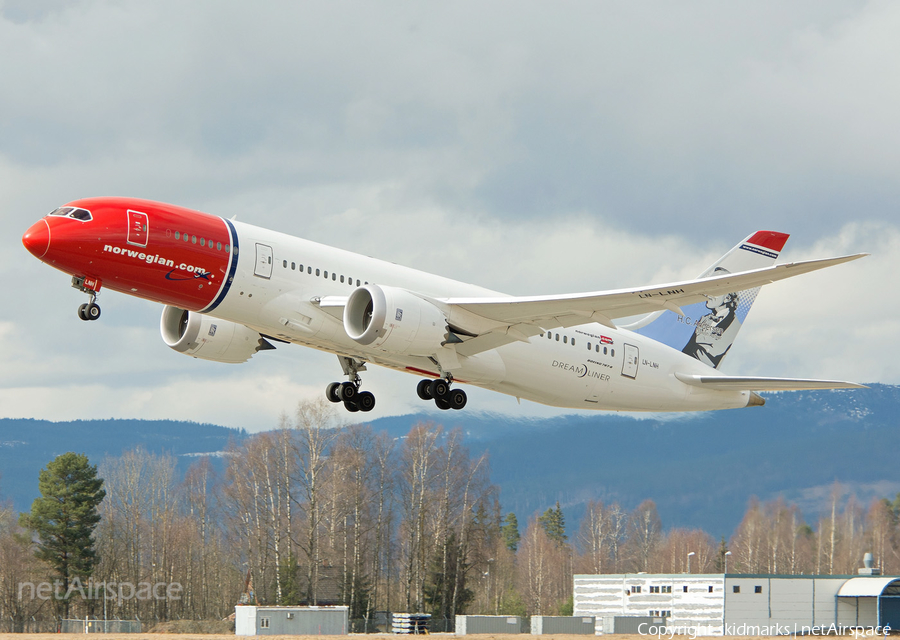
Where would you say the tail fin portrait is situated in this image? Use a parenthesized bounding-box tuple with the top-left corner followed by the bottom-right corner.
(623, 231, 790, 369)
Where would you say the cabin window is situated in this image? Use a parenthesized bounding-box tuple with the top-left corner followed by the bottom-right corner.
(572, 339, 575, 346)
(611, 349, 615, 357)
(555, 334, 560, 341)
(332, 272, 336, 281)
(755, 586, 762, 594)
(308, 267, 312, 274)
(563, 336, 567, 344)
(225, 244, 231, 253)
(291, 262, 296, 270)
(324, 270, 328, 278)
(587, 342, 591, 350)
(191, 235, 197, 244)
(733, 585, 740, 593)
(316, 268, 320, 276)
(217, 242, 222, 251)
(283, 260, 287, 268)
(340, 275, 345, 283)
(174, 231, 180, 240)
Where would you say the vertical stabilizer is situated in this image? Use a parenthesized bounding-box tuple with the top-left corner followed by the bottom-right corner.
(622, 231, 789, 369)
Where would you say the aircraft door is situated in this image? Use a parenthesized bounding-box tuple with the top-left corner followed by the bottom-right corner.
(254, 243, 273, 279)
(127, 210, 148, 247)
(622, 344, 639, 379)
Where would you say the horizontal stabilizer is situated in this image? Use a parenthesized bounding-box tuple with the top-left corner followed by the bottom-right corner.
(674, 372, 866, 391)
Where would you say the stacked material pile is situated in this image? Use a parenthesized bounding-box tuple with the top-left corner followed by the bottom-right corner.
(392, 613, 431, 634)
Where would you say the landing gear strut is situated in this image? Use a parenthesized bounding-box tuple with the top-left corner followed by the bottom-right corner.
(416, 376, 467, 411)
(73, 276, 101, 321)
(326, 356, 376, 413)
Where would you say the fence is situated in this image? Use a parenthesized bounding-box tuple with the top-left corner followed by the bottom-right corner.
(60, 618, 142, 633)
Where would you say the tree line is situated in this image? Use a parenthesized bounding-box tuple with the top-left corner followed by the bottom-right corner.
(2, 400, 900, 627)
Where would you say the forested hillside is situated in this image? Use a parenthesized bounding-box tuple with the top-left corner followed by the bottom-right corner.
(1, 388, 899, 626)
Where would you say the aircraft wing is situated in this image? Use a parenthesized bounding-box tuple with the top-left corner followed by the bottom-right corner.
(674, 373, 865, 391)
(441, 253, 866, 357)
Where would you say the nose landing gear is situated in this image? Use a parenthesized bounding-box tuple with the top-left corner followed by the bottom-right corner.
(326, 356, 376, 413)
(73, 276, 102, 321)
(416, 376, 467, 411)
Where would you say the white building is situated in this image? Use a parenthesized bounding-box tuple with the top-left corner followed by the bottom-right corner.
(574, 573, 900, 635)
(235, 605, 348, 635)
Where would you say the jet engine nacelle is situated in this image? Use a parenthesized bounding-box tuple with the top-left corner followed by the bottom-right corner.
(344, 284, 449, 356)
(160, 306, 270, 364)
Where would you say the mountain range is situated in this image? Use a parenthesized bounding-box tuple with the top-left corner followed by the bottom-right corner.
(2, 384, 897, 537)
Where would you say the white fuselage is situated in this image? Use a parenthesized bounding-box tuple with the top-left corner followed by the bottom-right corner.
(212, 220, 752, 412)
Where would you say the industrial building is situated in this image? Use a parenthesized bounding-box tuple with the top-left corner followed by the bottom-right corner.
(235, 605, 348, 635)
(574, 572, 900, 635)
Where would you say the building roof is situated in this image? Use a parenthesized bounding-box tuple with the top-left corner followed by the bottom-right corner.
(837, 577, 900, 597)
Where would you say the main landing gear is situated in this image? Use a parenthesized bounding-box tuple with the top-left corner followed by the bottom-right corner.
(326, 356, 376, 413)
(73, 276, 101, 321)
(416, 377, 467, 411)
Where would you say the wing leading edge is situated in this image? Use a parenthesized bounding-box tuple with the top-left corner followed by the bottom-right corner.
(441, 253, 866, 334)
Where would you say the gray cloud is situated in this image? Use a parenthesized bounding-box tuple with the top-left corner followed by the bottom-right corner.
(1, 1, 895, 428)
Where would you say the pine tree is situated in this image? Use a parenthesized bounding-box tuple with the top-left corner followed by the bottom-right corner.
(20, 452, 105, 618)
(501, 513, 521, 552)
(538, 502, 567, 546)
(423, 532, 473, 620)
(714, 536, 728, 572)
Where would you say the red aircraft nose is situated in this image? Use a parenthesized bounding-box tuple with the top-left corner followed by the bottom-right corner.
(22, 219, 50, 259)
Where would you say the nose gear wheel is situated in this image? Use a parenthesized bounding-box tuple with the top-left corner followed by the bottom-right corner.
(72, 277, 102, 322)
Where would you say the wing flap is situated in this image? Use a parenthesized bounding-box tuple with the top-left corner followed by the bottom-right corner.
(674, 372, 866, 391)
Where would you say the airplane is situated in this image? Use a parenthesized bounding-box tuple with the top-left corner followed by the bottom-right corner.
(21, 197, 866, 414)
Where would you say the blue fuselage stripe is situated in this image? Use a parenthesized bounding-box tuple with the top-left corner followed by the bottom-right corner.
(201, 218, 239, 313)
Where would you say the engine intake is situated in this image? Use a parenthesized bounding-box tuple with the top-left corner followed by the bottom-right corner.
(160, 306, 272, 364)
(344, 285, 449, 356)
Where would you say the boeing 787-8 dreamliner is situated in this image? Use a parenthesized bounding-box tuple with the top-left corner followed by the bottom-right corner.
(22, 198, 865, 413)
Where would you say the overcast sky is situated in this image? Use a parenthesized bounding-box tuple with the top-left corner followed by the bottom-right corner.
(1, 1, 897, 432)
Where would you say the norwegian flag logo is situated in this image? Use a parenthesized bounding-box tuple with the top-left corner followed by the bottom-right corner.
(600, 336, 613, 345)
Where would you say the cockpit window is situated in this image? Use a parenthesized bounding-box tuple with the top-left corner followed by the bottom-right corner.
(48, 207, 92, 221)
